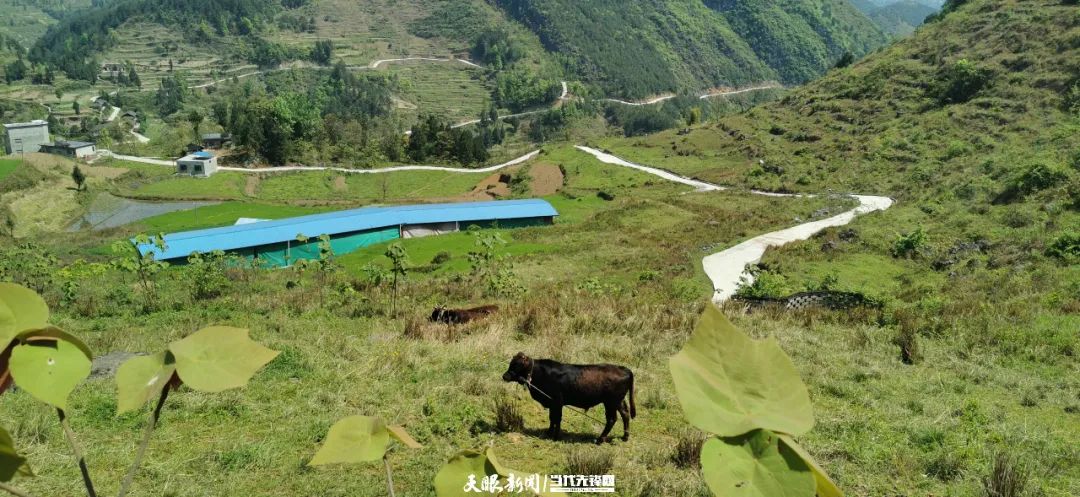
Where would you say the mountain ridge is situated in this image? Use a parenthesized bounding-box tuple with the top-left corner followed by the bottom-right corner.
(15, 0, 888, 99)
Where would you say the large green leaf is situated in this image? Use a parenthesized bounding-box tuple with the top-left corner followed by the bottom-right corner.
(16, 328, 92, 359)
(115, 352, 176, 415)
(778, 434, 843, 497)
(670, 305, 813, 437)
(434, 449, 492, 497)
(0, 283, 49, 349)
(0, 427, 28, 482)
(700, 430, 815, 497)
(434, 448, 565, 497)
(308, 416, 391, 466)
(8, 331, 92, 411)
(168, 326, 279, 393)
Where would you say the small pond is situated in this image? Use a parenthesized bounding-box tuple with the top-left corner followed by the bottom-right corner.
(67, 193, 219, 232)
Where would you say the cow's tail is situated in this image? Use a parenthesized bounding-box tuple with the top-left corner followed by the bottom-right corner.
(629, 371, 637, 419)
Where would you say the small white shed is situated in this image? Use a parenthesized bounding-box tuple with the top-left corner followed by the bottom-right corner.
(176, 151, 218, 177)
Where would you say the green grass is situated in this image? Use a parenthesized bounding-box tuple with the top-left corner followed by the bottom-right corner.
(2, 146, 846, 496)
(4, 133, 1076, 497)
(0, 158, 20, 182)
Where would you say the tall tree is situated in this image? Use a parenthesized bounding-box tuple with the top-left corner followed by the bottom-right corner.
(187, 109, 205, 139)
(71, 165, 86, 192)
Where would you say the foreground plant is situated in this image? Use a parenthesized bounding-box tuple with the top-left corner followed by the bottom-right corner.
(434, 447, 565, 497)
(0, 283, 279, 497)
(308, 416, 422, 497)
(670, 305, 841, 497)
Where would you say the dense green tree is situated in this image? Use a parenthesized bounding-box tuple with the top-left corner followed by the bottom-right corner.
(187, 109, 205, 139)
(311, 40, 333, 65)
(3, 58, 27, 84)
(155, 73, 187, 115)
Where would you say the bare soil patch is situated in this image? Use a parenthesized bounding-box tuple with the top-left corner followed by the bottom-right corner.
(244, 175, 260, 197)
(528, 162, 564, 196)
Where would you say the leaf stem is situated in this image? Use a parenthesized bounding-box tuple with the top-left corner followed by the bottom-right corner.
(383, 455, 396, 497)
(116, 385, 170, 497)
(57, 409, 97, 497)
(0, 482, 42, 497)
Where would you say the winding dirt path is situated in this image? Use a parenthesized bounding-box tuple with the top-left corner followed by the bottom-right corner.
(573, 146, 893, 303)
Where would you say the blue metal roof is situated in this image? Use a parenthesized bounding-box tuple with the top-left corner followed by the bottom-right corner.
(136, 199, 558, 260)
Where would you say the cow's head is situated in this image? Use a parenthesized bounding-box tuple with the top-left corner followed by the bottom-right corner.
(502, 352, 532, 384)
(429, 306, 446, 322)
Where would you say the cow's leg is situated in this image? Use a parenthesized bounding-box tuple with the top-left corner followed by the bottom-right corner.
(548, 406, 563, 441)
(597, 402, 618, 444)
(618, 400, 631, 441)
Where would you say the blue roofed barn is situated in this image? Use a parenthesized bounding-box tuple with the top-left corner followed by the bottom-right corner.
(136, 199, 558, 267)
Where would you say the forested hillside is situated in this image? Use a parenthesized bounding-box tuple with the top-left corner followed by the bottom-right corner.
(16, 0, 888, 99)
(27, 0, 307, 80)
(852, 0, 940, 36)
(706, 0, 888, 82)
(494, 0, 886, 97)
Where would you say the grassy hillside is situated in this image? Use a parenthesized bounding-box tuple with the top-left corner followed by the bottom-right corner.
(0, 145, 854, 496)
(591, 2, 1079, 491)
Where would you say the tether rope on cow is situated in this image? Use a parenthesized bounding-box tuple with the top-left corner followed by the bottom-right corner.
(520, 378, 610, 429)
(514, 378, 670, 446)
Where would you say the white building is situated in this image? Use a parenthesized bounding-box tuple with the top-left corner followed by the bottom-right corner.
(40, 141, 97, 159)
(3, 120, 50, 155)
(176, 151, 218, 177)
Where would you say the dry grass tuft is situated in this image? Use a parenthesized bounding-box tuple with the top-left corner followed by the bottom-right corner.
(671, 429, 707, 469)
(492, 396, 525, 433)
(566, 448, 615, 476)
(983, 453, 1028, 497)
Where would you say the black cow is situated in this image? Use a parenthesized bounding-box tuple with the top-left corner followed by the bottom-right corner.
(430, 305, 499, 324)
(502, 352, 636, 444)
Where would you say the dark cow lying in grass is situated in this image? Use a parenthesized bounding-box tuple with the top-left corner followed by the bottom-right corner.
(429, 305, 499, 324)
(502, 352, 636, 444)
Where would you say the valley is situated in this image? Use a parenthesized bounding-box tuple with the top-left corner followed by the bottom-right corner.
(0, 0, 1076, 497)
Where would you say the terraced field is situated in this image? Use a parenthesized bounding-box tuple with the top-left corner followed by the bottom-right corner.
(386, 62, 494, 124)
(99, 22, 250, 89)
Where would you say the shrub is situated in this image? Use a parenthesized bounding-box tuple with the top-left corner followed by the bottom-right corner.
(933, 59, 992, 105)
(430, 251, 452, 266)
(894, 326, 922, 365)
(1015, 162, 1069, 193)
(891, 227, 927, 259)
(671, 429, 707, 469)
(734, 266, 790, 299)
(1045, 231, 1079, 262)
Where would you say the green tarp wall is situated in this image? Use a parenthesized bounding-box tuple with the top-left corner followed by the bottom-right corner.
(460, 217, 552, 230)
(188, 216, 551, 268)
(245, 226, 401, 268)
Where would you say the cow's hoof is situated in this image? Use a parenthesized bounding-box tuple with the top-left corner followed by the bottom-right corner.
(595, 437, 606, 445)
(621, 434, 630, 442)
